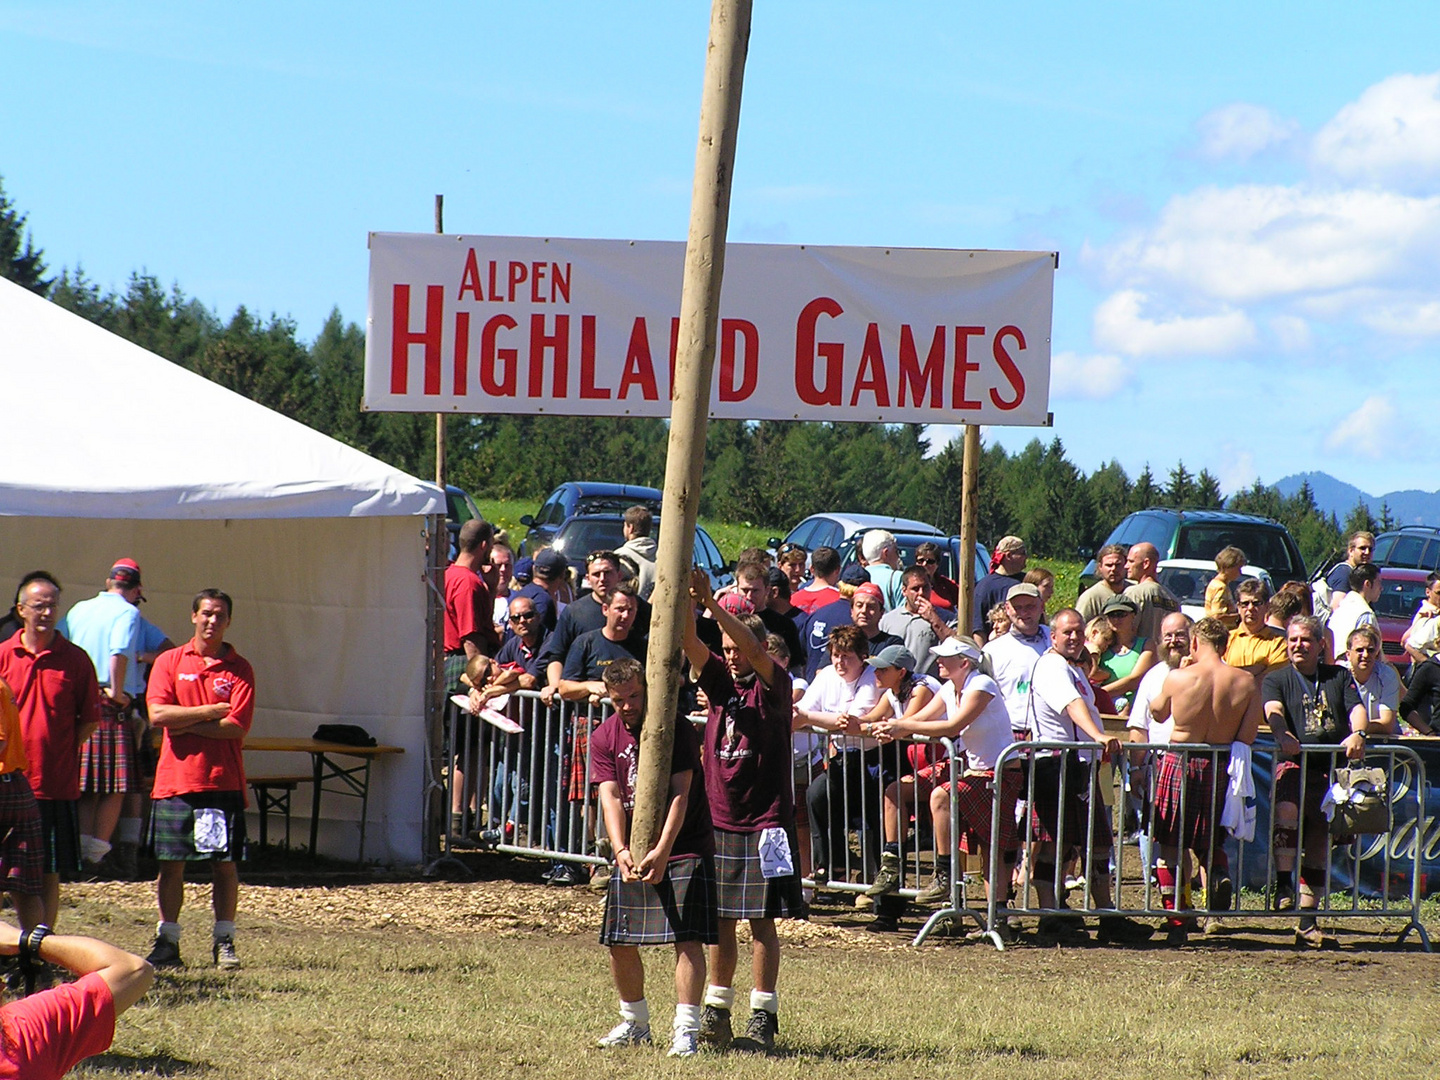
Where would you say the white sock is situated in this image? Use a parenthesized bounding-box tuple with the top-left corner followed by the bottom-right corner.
(115, 818, 143, 845)
(751, 989, 778, 1015)
(673, 1003, 702, 1036)
(620, 998, 649, 1026)
(80, 834, 111, 862)
(157, 921, 181, 944)
(213, 921, 236, 941)
(703, 984, 735, 1010)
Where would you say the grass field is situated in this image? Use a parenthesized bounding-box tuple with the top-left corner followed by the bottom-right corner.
(58, 866, 1440, 1080)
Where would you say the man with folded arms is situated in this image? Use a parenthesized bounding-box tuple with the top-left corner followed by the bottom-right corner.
(1146, 617, 1262, 945)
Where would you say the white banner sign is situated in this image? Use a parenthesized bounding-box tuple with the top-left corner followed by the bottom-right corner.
(365, 233, 1054, 426)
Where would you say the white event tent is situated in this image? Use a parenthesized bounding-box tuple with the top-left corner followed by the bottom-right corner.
(0, 276, 444, 865)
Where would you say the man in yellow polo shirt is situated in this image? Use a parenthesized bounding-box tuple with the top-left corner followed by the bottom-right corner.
(1223, 580, 1288, 678)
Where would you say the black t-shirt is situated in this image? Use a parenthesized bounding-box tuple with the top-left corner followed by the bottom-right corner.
(562, 629, 645, 683)
(540, 592, 652, 670)
(1400, 657, 1440, 731)
(972, 572, 1024, 633)
(1262, 662, 1352, 746)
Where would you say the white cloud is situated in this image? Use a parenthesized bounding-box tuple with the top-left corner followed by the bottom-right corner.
(1324, 396, 1398, 460)
(1269, 314, 1312, 351)
(1050, 351, 1131, 400)
(1196, 102, 1299, 161)
(1359, 299, 1440, 337)
(1092, 289, 1255, 356)
(1216, 446, 1259, 496)
(1312, 72, 1440, 188)
(1099, 184, 1440, 305)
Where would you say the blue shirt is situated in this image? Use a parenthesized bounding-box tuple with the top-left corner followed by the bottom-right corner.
(59, 591, 141, 691)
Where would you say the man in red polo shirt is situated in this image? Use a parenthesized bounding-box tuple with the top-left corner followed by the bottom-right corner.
(0, 572, 101, 931)
(144, 590, 254, 971)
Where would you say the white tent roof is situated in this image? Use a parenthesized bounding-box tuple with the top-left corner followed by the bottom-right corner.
(0, 276, 443, 519)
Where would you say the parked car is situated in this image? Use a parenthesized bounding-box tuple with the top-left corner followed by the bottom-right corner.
(519, 482, 662, 555)
(445, 484, 484, 560)
(1372, 526, 1440, 572)
(549, 512, 734, 593)
(772, 512, 944, 555)
(1082, 509, 1306, 591)
(836, 531, 991, 589)
(1374, 566, 1431, 678)
(1156, 559, 1274, 624)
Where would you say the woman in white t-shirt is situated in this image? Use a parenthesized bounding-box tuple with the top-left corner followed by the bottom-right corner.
(795, 626, 880, 886)
(870, 636, 1020, 932)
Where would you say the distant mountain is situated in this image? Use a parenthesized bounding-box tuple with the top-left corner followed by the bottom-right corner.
(1272, 472, 1440, 527)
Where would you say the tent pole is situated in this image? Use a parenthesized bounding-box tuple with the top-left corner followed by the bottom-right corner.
(957, 424, 981, 639)
(631, 0, 753, 861)
(422, 511, 448, 867)
(434, 194, 445, 490)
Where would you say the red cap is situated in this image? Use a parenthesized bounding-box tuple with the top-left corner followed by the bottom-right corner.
(854, 582, 884, 602)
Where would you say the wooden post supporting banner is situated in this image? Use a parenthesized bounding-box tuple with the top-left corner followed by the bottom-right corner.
(630, 0, 753, 861)
(434, 194, 446, 490)
(957, 424, 981, 639)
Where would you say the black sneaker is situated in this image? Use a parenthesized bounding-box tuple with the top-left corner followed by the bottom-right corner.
(146, 935, 182, 969)
(1096, 916, 1156, 945)
(1209, 876, 1234, 912)
(697, 1004, 732, 1049)
(1164, 920, 1188, 947)
(733, 1009, 777, 1054)
(213, 936, 241, 970)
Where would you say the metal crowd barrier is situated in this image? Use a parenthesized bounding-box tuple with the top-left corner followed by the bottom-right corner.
(912, 739, 1431, 951)
(439, 689, 612, 873)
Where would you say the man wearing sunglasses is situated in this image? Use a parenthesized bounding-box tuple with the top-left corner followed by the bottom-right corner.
(1223, 580, 1288, 680)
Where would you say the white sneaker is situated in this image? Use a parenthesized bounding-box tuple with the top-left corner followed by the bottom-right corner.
(668, 1030, 700, 1057)
(598, 1020, 652, 1049)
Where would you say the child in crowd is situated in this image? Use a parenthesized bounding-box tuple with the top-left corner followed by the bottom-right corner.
(1205, 547, 1245, 630)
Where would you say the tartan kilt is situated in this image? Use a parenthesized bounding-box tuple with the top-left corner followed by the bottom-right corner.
(148, 791, 247, 862)
(713, 826, 807, 920)
(568, 724, 592, 801)
(1274, 759, 1349, 840)
(0, 773, 43, 895)
(444, 651, 468, 694)
(1028, 755, 1113, 851)
(600, 854, 719, 946)
(1151, 749, 1227, 854)
(79, 702, 138, 794)
(940, 767, 1022, 855)
(37, 798, 82, 876)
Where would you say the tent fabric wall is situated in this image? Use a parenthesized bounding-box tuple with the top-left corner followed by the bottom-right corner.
(0, 515, 430, 864)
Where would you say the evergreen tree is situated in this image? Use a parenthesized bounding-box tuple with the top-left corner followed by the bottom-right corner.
(1342, 498, 1378, 538)
(1166, 461, 1196, 508)
(0, 176, 49, 294)
(1194, 469, 1224, 509)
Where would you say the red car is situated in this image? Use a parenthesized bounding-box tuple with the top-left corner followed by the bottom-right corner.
(1374, 567, 1431, 678)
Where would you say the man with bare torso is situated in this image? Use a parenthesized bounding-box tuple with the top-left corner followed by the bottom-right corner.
(1148, 616, 1262, 944)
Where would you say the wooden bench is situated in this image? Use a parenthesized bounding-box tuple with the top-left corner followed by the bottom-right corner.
(248, 775, 312, 849)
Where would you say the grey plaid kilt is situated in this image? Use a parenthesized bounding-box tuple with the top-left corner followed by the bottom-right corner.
(444, 651, 468, 694)
(713, 826, 807, 921)
(149, 791, 247, 862)
(599, 854, 718, 946)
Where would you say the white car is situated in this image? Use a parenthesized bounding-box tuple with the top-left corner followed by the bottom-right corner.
(1156, 559, 1275, 623)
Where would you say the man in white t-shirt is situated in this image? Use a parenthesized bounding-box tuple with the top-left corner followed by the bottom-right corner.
(981, 584, 1051, 739)
(1327, 563, 1381, 664)
(1401, 572, 1440, 666)
(1027, 608, 1154, 945)
(871, 637, 1020, 935)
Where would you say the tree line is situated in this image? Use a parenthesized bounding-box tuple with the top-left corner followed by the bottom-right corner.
(2, 177, 1356, 569)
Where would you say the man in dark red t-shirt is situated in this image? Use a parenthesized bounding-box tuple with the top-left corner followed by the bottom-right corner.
(144, 589, 255, 972)
(592, 658, 715, 1057)
(0, 573, 101, 930)
(683, 570, 801, 1055)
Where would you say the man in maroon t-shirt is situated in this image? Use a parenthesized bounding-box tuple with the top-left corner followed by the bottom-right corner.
(592, 658, 715, 1057)
(683, 569, 801, 1055)
(0, 573, 101, 930)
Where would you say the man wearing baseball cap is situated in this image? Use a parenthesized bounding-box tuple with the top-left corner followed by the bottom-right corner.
(58, 560, 147, 877)
(972, 537, 1029, 644)
(981, 583, 1052, 743)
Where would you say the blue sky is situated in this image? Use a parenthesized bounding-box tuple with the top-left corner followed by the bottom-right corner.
(4, 2, 1438, 496)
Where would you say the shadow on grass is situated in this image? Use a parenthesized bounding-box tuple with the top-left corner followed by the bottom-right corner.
(77, 1050, 207, 1075)
(145, 974, 263, 1007)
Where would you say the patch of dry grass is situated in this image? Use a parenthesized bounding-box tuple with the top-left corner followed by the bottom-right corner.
(54, 872, 1440, 1079)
